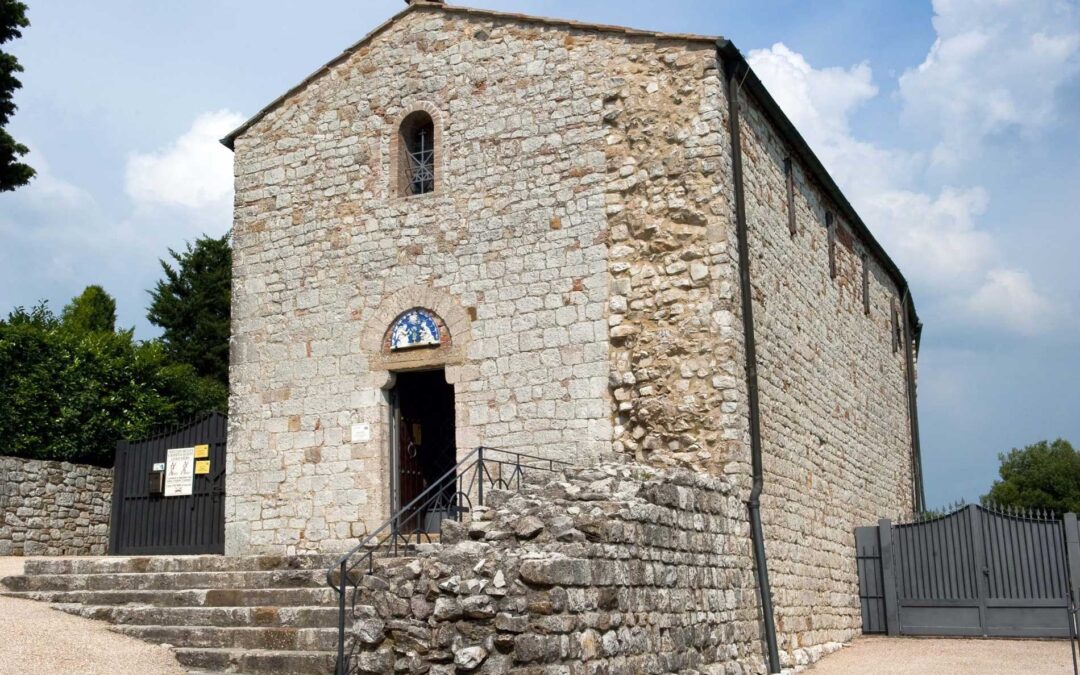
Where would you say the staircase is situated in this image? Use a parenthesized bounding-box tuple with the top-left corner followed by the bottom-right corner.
(0, 555, 343, 674)
(0, 448, 567, 675)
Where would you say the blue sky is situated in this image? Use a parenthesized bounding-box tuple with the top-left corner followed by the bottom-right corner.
(2, 0, 1078, 508)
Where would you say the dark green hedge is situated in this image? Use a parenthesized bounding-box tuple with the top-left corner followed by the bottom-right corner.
(0, 305, 226, 465)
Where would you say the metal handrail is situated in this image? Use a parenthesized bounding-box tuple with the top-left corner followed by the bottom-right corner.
(327, 446, 569, 674)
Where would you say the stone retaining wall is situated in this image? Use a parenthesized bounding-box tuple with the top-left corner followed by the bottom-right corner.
(0, 456, 112, 556)
(348, 460, 838, 674)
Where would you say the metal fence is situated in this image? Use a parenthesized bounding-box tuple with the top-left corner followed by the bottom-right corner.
(857, 504, 1077, 639)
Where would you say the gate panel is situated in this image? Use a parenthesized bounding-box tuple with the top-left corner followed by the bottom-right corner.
(857, 505, 1072, 638)
(980, 507, 1069, 637)
(109, 413, 226, 555)
(893, 508, 982, 636)
(855, 526, 886, 634)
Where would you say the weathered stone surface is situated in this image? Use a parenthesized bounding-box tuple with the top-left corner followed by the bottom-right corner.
(452, 645, 487, 670)
(354, 617, 385, 645)
(512, 516, 544, 540)
(350, 461, 767, 673)
(0, 456, 112, 556)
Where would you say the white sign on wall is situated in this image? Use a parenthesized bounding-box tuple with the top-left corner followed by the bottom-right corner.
(351, 423, 371, 443)
(164, 447, 195, 497)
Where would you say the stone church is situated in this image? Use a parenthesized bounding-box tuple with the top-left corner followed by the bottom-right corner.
(222, 0, 924, 668)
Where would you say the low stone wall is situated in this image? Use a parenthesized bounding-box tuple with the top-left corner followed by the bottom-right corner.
(348, 461, 778, 674)
(0, 456, 112, 556)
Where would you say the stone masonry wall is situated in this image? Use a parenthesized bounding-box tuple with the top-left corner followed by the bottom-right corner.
(228, 7, 730, 555)
(347, 460, 792, 675)
(731, 79, 917, 654)
(602, 38, 747, 475)
(228, 1, 919, 662)
(0, 456, 112, 556)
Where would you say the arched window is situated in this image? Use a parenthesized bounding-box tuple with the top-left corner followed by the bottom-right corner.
(398, 111, 435, 196)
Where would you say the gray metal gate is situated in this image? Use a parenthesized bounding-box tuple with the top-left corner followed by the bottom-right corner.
(857, 504, 1079, 638)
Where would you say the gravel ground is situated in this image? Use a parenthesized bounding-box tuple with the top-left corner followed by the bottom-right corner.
(808, 635, 1074, 674)
(0, 557, 188, 675)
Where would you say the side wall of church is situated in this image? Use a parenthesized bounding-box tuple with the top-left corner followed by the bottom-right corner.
(226, 9, 728, 555)
(730, 74, 918, 657)
(599, 42, 918, 661)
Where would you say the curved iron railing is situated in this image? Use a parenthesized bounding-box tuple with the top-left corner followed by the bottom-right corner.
(327, 446, 569, 675)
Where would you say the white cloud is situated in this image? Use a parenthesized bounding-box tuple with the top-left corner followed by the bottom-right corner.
(966, 269, 1053, 335)
(1, 111, 241, 334)
(748, 43, 920, 197)
(899, 0, 1080, 168)
(747, 30, 1064, 336)
(858, 186, 994, 287)
(125, 109, 244, 213)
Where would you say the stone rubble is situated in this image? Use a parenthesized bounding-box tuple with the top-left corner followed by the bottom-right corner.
(348, 460, 774, 674)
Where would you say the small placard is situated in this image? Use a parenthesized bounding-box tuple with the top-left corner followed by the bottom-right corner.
(194, 460, 211, 475)
(164, 447, 195, 497)
(351, 423, 371, 443)
(152, 462, 166, 472)
(194, 444, 209, 459)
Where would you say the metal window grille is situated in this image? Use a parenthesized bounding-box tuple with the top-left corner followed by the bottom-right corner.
(406, 129, 434, 196)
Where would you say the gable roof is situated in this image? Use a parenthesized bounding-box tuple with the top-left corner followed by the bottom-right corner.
(220, 2, 720, 150)
(219, 1, 920, 339)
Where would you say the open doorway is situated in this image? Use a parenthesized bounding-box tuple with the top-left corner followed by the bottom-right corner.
(389, 369, 456, 532)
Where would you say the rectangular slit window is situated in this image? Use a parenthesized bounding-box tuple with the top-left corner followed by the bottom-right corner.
(826, 211, 836, 280)
(891, 299, 899, 353)
(862, 253, 870, 315)
(785, 157, 796, 237)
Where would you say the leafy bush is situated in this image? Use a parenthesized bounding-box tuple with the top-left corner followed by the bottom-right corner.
(0, 303, 225, 465)
(983, 439, 1080, 514)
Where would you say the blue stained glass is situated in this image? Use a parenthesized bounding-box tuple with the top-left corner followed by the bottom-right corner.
(389, 309, 441, 350)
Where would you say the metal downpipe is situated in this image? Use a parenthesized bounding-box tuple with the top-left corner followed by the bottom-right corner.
(723, 52, 782, 674)
(900, 288, 925, 512)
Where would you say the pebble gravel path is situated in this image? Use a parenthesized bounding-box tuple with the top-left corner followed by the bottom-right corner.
(0, 557, 188, 675)
(807, 634, 1072, 674)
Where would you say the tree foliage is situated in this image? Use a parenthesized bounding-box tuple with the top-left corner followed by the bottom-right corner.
(147, 234, 231, 387)
(0, 301, 226, 465)
(61, 284, 116, 333)
(0, 0, 34, 191)
(983, 439, 1080, 514)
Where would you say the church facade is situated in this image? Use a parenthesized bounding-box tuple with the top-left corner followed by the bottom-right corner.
(223, 0, 923, 655)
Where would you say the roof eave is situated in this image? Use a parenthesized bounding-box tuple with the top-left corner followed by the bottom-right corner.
(716, 39, 920, 333)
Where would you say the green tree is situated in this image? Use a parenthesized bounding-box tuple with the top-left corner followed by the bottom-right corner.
(0, 0, 34, 191)
(61, 284, 117, 333)
(982, 439, 1080, 514)
(0, 302, 226, 465)
(147, 234, 231, 387)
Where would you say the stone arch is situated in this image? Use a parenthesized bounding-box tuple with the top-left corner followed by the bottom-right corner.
(360, 285, 472, 385)
(387, 100, 445, 198)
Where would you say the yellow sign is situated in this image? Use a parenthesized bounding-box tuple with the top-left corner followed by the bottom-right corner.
(194, 444, 209, 458)
(194, 460, 211, 475)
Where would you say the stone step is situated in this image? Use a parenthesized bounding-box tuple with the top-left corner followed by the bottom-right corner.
(24, 555, 338, 576)
(53, 604, 339, 628)
(110, 624, 338, 651)
(173, 647, 335, 675)
(1, 569, 326, 593)
(0, 586, 339, 607)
